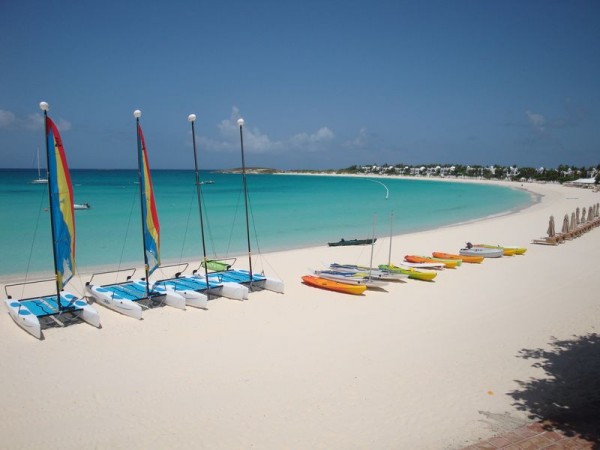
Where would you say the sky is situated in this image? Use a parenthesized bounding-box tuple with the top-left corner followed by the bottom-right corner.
(1, 0, 599, 170)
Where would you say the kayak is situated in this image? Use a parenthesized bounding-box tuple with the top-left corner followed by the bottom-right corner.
(378, 264, 437, 281)
(329, 263, 409, 281)
(302, 275, 367, 295)
(432, 252, 484, 264)
(313, 270, 389, 288)
(473, 244, 517, 256)
(459, 247, 503, 258)
(404, 255, 460, 269)
(475, 244, 527, 255)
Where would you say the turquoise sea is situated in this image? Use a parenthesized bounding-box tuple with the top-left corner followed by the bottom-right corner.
(0, 169, 533, 279)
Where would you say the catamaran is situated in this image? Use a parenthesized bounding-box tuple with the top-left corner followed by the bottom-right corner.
(4, 102, 100, 339)
(195, 117, 284, 297)
(146, 114, 247, 304)
(85, 110, 186, 318)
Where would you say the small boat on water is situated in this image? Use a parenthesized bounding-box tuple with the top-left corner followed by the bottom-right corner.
(328, 238, 376, 247)
(432, 252, 484, 264)
(74, 202, 91, 210)
(302, 275, 367, 295)
(459, 243, 503, 258)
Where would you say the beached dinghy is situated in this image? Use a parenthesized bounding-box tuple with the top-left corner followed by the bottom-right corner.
(474, 244, 526, 255)
(86, 111, 186, 318)
(302, 275, 367, 295)
(459, 243, 503, 258)
(329, 263, 409, 281)
(432, 252, 484, 264)
(378, 264, 438, 281)
(313, 269, 388, 288)
(404, 255, 458, 268)
(4, 102, 100, 339)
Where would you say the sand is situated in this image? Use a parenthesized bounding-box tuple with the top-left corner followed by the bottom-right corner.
(1, 178, 599, 449)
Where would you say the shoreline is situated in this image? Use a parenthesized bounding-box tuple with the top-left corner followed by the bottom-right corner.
(0, 174, 539, 284)
(1, 179, 599, 449)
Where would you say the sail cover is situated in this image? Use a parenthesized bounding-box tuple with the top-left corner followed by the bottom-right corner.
(137, 122, 161, 275)
(46, 116, 75, 289)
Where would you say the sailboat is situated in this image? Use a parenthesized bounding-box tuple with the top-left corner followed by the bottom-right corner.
(147, 114, 247, 304)
(378, 211, 438, 281)
(198, 117, 284, 296)
(31, 147, 48, 184)
(4, 101, 100, 339)
(85, 110, 186, 318)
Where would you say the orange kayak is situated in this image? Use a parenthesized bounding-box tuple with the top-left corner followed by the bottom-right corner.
(404, 255, 459, 269)
(302, 275, 367, 295)
(432, 252, 484, 264)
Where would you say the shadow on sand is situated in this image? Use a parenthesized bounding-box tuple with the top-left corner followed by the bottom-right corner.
(509, 333, 600, 447)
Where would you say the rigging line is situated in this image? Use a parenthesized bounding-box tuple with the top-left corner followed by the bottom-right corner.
(19, 183, 49, 300)
(115, 187, 138, 285)
(178, 187, 197, 264)
(200, 186, 217, 259)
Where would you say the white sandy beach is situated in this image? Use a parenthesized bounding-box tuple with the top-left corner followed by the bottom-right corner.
(1, 178, 599, 449)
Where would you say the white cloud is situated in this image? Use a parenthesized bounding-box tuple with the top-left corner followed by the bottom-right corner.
(525, 110, 545, 131)
(345, 127, 368, 148)
(0, 109, 71, 132)
(200, 106, 334, 154)
(0, 109, 16, 128)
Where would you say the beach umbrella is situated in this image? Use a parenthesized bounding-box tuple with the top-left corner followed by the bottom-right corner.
(588, 206, 593, 222)
(581, 207, 587, 223)
(561, 214, 569, 234)
(547, 215, 556, 237)
(570, 212, 576, 231)
(576, 207, 580, 224)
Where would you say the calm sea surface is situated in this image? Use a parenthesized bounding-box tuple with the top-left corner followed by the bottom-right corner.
(0, 169, 532, 278)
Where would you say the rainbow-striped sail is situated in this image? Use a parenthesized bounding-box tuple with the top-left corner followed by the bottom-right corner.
(46, 116, 75, 290)
(137, 122, 161, 275)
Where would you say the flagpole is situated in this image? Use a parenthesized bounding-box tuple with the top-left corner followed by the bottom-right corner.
(237, 118, 253, 286)
(188, 114, 210, 286)
(134, 109, 150, 296)
(40, 101, 62, 312)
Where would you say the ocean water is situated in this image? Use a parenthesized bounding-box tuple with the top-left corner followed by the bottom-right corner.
(0, 169, 532, 278)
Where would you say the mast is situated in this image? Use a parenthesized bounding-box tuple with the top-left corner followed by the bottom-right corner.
(134, 109, 150, 296)
(188, 114, 210, 284)
(40, 101, 62, 312)
(237, 118, 253, 284)
(369, 214, 376, 279)
(387, 210, 394, 266)
(37, 147, 41, 179)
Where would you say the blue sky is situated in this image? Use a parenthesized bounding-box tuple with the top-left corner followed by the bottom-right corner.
(1, 0, 599, 170)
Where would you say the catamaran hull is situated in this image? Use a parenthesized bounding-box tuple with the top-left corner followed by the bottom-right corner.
(4, 300, 42, 339)
(263, 277, 285, 294)
(85, 285, 144, 320)
(220, 281, 249, 300)
(167, 287, 208, 309)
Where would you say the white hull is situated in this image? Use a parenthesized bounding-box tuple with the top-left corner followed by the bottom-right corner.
(4, 299, 42, 339)
(460, 248, 503, 258)
(313, 270, 388, 288)
(329, 264, 408, 281)
(85, 284, 143, 320)
(5, 293, 100, 339)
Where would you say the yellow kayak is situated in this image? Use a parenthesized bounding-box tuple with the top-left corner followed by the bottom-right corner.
(302, 275, 367, 295)
(404, 255, 460, 268)
(378, 264, 437, 281)
(474, 244, 524, 256)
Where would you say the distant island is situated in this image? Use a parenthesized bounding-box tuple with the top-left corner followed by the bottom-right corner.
(220, 163, 600, 187)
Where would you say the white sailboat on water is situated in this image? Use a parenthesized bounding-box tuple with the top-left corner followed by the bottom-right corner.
(4, 101, 100, 339)
(31, 147, 48, 184)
